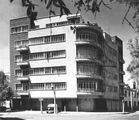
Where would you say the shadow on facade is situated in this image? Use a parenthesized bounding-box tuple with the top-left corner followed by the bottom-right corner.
(94, 99, 107, 112)
(0, 117, 24, 120)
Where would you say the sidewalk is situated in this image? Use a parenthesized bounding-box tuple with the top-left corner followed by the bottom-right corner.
(0, 110, 132, 115)
(0, 110, 138, 120)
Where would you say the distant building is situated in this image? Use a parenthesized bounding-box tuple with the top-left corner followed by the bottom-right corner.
(10, 14, 124, 111)
(124, 84, 139, 111)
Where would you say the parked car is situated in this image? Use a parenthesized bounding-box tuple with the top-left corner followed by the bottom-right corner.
(46, 104, 57, 114)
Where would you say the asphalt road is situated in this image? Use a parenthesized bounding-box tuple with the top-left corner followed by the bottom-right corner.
(0, 111, 139, 120)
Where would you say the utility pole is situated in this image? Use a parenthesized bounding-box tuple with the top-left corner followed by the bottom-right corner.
(39, 98, 43, 114)
(122, 99, 125, 113)
(51, 83, 57, 114)
(130, 90, 133, 112)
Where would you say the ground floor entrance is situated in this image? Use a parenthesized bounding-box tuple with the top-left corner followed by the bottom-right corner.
(11, 96, 121, 112)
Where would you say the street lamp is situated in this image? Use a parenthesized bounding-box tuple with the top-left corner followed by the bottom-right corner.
(51, 83, 57, 114)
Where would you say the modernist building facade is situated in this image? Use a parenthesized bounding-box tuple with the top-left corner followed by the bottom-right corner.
(10, 14, 124, 111)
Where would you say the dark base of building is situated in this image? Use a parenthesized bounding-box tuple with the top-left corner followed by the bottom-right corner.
(11, 96, 121, 112)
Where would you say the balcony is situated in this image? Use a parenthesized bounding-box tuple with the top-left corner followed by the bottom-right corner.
(15, 46, 29, 52)
(76, 56, 102, 65)
(77, 89, 104, 96)
(75, 40, 101, 49)
(16, 76, 29, 81)
(76, 73, 103, 80)
(16, 61, 29, 66)
(16, 90, 29, 96)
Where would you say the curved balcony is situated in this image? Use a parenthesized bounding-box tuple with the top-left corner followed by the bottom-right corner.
(77, 89, 104, 96)
(76, 73, 103, 80)
(76, 56, 102, 65)
(75, 40, 102, 49)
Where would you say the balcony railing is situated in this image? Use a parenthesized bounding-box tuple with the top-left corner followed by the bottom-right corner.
(76, 56, 102, 65)
(76, 73, 103, 80)
(16, 90, 29, 95)
(16, 76, 29, 81)
(15, 45, 29, 52)
(16, 60, 29, 66)
(77, 89, 104, 96)
(75, 40, 101, 49)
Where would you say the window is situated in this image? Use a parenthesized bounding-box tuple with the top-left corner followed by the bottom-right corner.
(30, 83, 44, 90)
(114, 87, 118, 93)
(30, 66, 66, 75)
(54, 82, 66, 90)
(22, 25, 28, 32)
(78, 81, 97, 91)
(30, 82, 66, 90)
(29, 53, 44, 60)
(45, 68, 51, 74)
(15, 69, 29, 77)
(77, 46, 98, 59)
(29, 34, 65, 45)
(16, 84, 22, 90)
(15, 55, 29, 62)
(77, 62, 101, 75)
(30, 68, 45, 75)
(15, 55, 22, 62)
(29, 37, 44, 45)
(15, 40, 29, 48)
(50, 50, 66, 59)
(11, 25, 28, 34)
(15, 70, 22, 77)
(52, 66, 66, 74)
(51, 34, 65, 43)
(77, 31, 98, 42)
(124, 90, 127, 97)
(29, 50, 66, 60)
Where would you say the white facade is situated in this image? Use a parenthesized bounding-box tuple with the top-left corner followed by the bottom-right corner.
(10, 14, 124, 111)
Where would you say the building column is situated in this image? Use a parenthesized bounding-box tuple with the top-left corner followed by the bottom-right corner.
(76, 98, 79, 112)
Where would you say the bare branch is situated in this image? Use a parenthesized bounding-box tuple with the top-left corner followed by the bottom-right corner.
(125, 17, 135, 30)
(122, 5, 131, 24)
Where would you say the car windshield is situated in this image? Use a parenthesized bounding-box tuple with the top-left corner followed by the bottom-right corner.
(48, 107, 54, 110)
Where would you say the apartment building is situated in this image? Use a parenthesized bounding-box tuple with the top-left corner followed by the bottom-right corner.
(10, 14, 124, 111)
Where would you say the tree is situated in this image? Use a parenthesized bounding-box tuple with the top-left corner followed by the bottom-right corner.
(0, 71, 13, 102)
(9, 0, 139, 29)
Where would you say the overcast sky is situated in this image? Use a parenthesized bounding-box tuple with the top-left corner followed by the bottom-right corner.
(0, 0, 136, 83)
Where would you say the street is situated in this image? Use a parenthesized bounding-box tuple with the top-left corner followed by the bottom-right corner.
(0, 111, 139, 120)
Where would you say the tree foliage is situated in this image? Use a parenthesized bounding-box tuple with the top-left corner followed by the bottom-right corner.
(10, 0, 115, 28)
(10, 0, 139, 30)
(0, 71, 13, 101)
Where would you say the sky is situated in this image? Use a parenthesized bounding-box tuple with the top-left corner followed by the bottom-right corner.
(0, 0, 137, 83)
